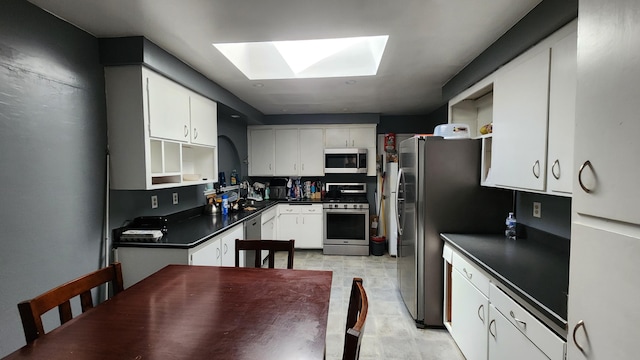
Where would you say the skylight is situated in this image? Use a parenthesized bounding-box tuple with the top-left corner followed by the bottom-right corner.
(213, 35, 389, 80)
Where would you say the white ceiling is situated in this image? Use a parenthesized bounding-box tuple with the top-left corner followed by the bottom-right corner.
(28, 0, 541, 116)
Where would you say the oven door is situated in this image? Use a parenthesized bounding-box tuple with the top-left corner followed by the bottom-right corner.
(323, 208, 369, 245)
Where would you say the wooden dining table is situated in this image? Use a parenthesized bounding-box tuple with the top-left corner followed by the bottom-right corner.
(4, 265, 333, 360)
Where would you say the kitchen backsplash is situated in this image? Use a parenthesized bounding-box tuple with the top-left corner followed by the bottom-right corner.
(515, 191, 571, 239)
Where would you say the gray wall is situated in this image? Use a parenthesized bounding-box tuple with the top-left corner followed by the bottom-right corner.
(516, 192, 571, 239)
(0, 0, 107, 355)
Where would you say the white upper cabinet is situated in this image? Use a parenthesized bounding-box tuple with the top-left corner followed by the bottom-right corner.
(274, 128, 299, 176)
(547, 29, 577, 195)
(325, 126, 375, 148)
(572, 4, 640, 225)
(189, 93, 218, 147)
(299, 128, 325, 176)
(105, 66, 218, 189)
(491, 47, 551, 192)
(463, 21, 577, 196)
(146, 70, 191, 142)
(248, 128, 275, 176)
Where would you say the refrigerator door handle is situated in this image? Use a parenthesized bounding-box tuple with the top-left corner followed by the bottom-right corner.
(395, 168, 404, 235)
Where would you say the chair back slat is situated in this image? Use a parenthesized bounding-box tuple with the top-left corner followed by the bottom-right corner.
(235, 239, 295, 269)
(343, 277, 368, 360)
(17, 262, 124, 343)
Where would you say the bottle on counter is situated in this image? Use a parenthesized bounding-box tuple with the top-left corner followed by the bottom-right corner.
(222, 194, 229, 215)
(230, 169, 238, 185)
(505, 212, 516, 239)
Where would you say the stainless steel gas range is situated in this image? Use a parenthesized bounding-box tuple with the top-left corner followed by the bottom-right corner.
(322, 183, 370, 256)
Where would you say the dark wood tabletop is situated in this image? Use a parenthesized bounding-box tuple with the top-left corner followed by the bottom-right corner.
(4, 265, 333, 360)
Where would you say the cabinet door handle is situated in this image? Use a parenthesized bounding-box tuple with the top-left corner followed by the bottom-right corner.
(216, 247, 221, 260)
(573, 320, 587, 353)
(193, 128, 198, 139)
(477, 304, 485, 324)
(463, 268, 473, 280)
(294, 163, 296, 171)
(269, 163, 272, 171)
(345, 140, 348, 147)
(351, 140, 355, 147)
(224, 243, 228, 255)
(489, 319, 496, 339)
(184, 125, 189, 138)
(551, 159, 560, 179)
(532, 160, 540, 178)
(301, 163, 304, 171)
(510, 311, 527, 329)
(578, 160, 594, 193)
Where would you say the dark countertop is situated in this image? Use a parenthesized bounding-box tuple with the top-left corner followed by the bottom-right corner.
(441, 231, 569, 332)
(113, 199, 326, 249)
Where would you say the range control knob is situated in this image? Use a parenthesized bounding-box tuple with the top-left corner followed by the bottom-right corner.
(343, 204, 348, 209)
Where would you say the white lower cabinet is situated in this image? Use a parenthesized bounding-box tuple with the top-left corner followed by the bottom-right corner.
(488, 305, 548, 360)
(115, 224, 244, 288)
(451, 269, 489, 360)
(276, 204, 323, 249)
(445, 246, 566, 360)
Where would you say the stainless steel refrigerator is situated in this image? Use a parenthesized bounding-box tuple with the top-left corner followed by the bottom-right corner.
(396, 136, 511, 328)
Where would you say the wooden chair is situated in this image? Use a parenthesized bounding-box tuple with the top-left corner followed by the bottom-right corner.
(235, 239, 295, 269)
(343, 277, 368, 360)
(17, 262, 124, 343)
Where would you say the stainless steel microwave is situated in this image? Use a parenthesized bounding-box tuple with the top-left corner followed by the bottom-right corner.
(324, 148, 368, 173)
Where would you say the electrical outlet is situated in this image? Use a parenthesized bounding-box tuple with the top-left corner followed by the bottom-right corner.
(533, 202, 541, 218)
(151, 195, 158, 209)
(172, 192, 179, 205)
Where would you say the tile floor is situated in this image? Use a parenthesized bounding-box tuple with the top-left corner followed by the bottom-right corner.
(274, 250, 465, 360)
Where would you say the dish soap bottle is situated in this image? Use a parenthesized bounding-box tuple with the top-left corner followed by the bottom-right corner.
(230, 169, 238, 186)
(505, 212, 516, 239)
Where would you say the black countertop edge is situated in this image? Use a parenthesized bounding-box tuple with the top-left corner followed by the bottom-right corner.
(441, 232, 569, 338)
(113, 199, 326, 249)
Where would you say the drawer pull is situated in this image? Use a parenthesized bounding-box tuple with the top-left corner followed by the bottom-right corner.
(477, 304, 485, 324)
(578, 160, 594, 193)
(489, 319, 496, 339)
(551, 159, 560, 179)
(463, 268, 473, 280)
(573, 320, 586, 353)
(510, 311, 527, 329)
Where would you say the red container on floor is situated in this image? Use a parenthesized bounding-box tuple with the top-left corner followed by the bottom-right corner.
(370, 236, 386, 256)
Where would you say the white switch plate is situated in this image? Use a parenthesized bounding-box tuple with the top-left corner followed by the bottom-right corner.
(533, 202, 541, 218)
(172, 193, 179, 205)
(151, 195, 158, 209)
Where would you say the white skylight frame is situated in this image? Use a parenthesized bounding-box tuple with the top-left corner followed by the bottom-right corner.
(213, 35, 389, 80)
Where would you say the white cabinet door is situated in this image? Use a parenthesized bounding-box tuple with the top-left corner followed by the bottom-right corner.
(567, 223, 639, 360)
(488, 305, 548, 360)
(572, 0, 640, 226)
(220, 224, 243, 267)
(274, 128, 299, 176)
(299, 128, 324, 176)
(492, 48, 550, 191)
(349, 127, 376, 148)
(451, 269, 488, 360)
(547, 29, 577, 195)
(248, 128, 275, 176)
(298, 206, 323, 249)
(190, 238, 222, 266)
(277, 213, 299, 241)
(189, 93, 217, 147)
(146, 71, 190, 142)
(325, 128, 350, 147)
